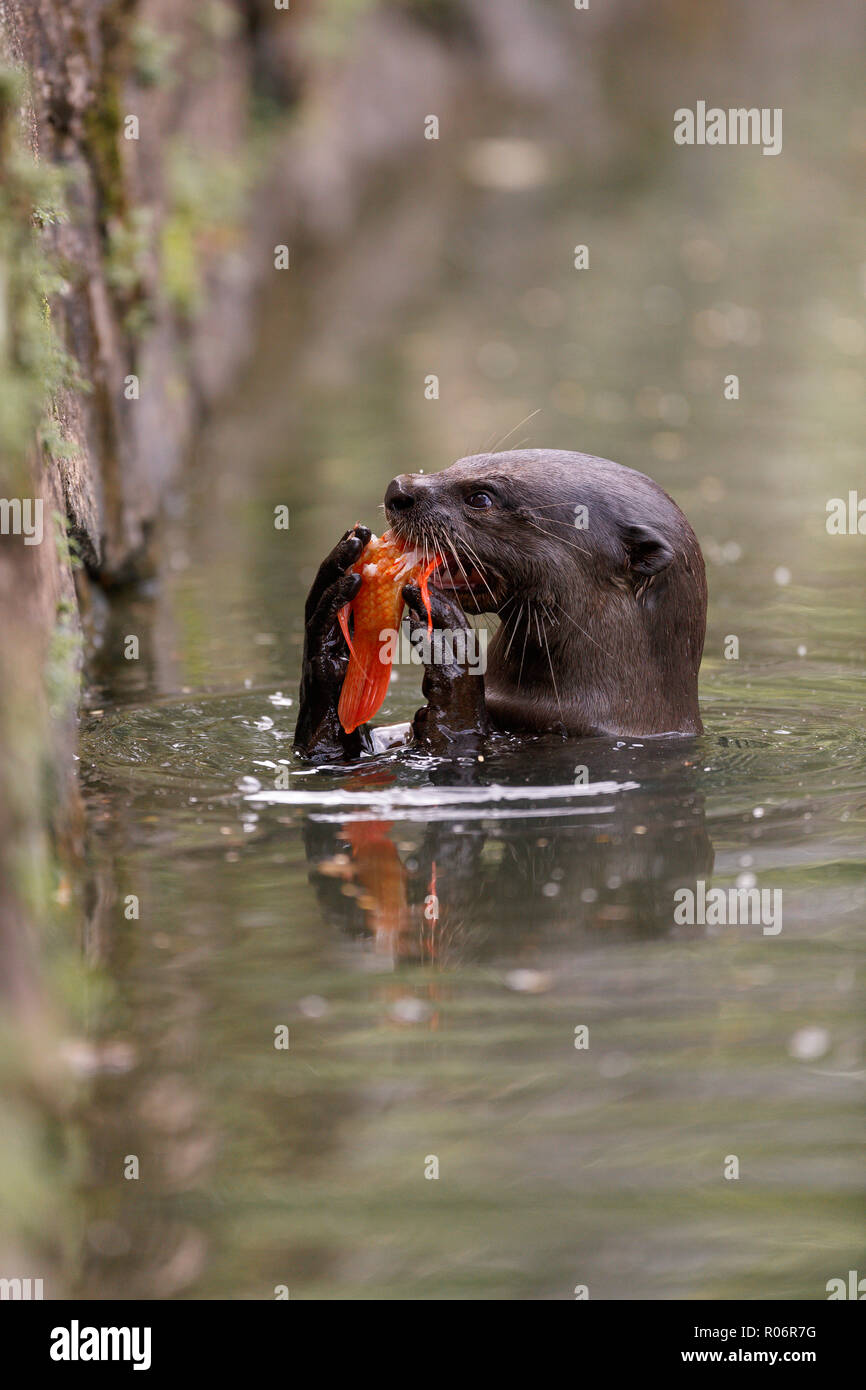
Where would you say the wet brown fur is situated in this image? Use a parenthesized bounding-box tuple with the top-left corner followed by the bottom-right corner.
(386, 449, 707, 738)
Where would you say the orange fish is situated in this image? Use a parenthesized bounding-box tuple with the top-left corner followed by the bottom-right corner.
(337, 530, 439, 734)
(342, 819, 441, 972)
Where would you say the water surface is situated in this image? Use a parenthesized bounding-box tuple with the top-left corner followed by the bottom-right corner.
(76, 80, 865, 1299)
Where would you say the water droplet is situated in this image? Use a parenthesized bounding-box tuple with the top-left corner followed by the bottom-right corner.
(788, 1027, 830, 1061)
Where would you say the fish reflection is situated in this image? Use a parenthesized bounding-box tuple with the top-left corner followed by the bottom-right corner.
(303, 741, 714, 970)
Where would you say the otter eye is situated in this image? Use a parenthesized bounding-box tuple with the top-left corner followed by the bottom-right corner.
(465, 491, 494, 510)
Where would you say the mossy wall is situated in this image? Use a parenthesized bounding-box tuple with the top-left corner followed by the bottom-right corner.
(0, 0, 261, 1288)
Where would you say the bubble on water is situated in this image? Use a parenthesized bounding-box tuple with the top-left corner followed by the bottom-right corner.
(752, 807, 765, 819)
(389, 996, 432, 1024)
(542, 882, 560, 898)
(797, 645, 807, 657)
(773, 566, 792, 586)
(788, 1026, 830, 1061)
(736, 871, 757, 889)
(505, 969, 552, 994)
(236, 776, 262, 794)
(253, 716, 274, 731)
(599, 1052, 633, 1079)
(299, 995, 329, 1019)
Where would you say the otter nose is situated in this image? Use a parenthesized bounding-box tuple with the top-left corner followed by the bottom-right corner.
(384, 476, 417, 513)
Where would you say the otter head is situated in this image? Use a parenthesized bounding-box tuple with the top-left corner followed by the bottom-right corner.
(384, 449, 707, 738)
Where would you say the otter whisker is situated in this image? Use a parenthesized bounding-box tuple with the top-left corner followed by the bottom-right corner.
(537, 606, 565, 728)
(502, 601, 525, 662)
(443, 533, 498, 608)
(520, 516, 592, 558)
(538, 600, 559, 629)
(549, 597, 615, 660)
(516, 606, 531, 689)
(523, 502, 596, 516)
(452, 535, 499, 606)
(488, 408, 542, 456)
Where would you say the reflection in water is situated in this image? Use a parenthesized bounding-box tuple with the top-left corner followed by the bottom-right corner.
(66, 16, 866, 1300)
(298, 744, 714, 969)
(75, 691, 864, 1297)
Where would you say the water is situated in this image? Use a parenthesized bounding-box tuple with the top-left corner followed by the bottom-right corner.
(74, 91, 865, 1298)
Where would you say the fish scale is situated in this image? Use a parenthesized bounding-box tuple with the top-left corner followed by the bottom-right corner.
(337, 531, 440, 734)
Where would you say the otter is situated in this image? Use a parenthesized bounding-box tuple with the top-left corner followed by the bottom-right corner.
(293, 450, 707, 760)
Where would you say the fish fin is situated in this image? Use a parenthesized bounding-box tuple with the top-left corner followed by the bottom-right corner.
(338, 637, 393, 733)
(417, 557, 441, 636)
(337, 604, 358, 660)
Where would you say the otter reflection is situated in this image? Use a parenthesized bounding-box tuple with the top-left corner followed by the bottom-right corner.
(302, 741, 713, 967)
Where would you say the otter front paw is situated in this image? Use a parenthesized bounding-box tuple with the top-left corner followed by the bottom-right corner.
(402, 583, 492, 754)
(294, 526, 370, 760)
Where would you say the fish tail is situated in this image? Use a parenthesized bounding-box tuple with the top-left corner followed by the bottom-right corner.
(338, 634, 393, 733)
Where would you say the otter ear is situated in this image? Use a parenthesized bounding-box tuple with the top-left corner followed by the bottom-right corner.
(621, 523, 674, 577)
